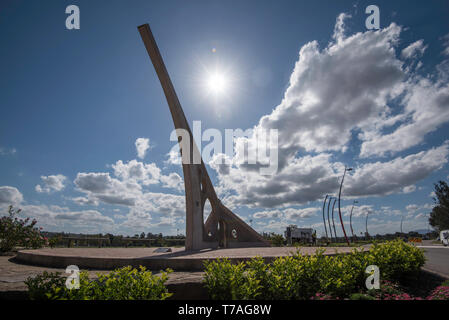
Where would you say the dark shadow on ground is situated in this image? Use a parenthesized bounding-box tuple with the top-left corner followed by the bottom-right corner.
(140, 247, 221, 259)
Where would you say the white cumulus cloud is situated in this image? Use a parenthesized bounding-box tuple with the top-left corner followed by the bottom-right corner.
(135, 138, 150, 159)
(208, 15, 449, 210)
(0, 186, 23, 205)
(35, 174, 67, 193)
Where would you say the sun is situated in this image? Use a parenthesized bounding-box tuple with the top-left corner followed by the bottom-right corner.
(206, 72, 229, 95)
(196, 63, 236, 104)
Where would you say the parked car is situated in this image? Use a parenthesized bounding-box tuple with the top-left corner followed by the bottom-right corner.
(440, 230, 449, 246)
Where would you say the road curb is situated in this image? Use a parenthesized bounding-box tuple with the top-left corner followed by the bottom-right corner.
(421, 267, 449, 280)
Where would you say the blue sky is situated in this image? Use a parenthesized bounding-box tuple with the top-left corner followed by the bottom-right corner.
(1, 0, 448, 236)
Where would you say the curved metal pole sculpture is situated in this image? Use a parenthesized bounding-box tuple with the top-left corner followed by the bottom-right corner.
(138, 24, 269, 249)
(349, 200, 358, 242)
(331, 198, 338, 243)
(365, 211, 370, 240)
(400, 214, 404, 234)
(327, 196, 334, 243)
(338, 166, 352, 245)
(322, 195, 329, 242)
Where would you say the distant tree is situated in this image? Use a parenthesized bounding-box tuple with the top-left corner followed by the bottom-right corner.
(429, 181, 449, 231)
(146, 232, 154, 239)
(140, 232, 145, 239)
(407, 231, 419, 237)
(265, 233, 284, 247)
(106, 233, 114, 243)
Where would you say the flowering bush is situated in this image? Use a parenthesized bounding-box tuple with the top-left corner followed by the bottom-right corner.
(335, 280, 447, 300)
(0, 206, 46, 253)
(348, 293, 376, 300)
(426, 286, 449, 300)
(383, 293, 422, 300)
(370, 281, 421, 300)
(365, 280, 403, 299)
(310, 292, 336, 300)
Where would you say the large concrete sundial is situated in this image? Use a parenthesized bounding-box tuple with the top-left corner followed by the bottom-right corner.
(138, 24, 269, 250)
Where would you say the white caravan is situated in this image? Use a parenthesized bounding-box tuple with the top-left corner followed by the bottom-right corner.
(440, 230, 449, 246)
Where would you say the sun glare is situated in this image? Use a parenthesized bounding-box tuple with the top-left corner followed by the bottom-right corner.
(206, 72, 229, 95)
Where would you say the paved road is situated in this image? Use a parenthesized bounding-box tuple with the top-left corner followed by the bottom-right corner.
(417, 245, 449, 278)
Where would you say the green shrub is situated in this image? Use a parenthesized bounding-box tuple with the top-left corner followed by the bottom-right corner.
(264, 250, 358, 299)
(313, 252, 360, 298)
(349, 293, 376, 300)
(25, 266, 172, 300)
(203, 240, 426, 300)
(366, 239, 425, 281)
(203, 258, 261, 300)
(270, 234, 284, 247)
(25, 271, 66, 300)
(48, 236, 62, 248)
(262, 255, 305, 299)
(339, 248, 370, 290)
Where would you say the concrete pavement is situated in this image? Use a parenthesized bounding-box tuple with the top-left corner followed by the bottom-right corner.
(14, 246, 367, 270)
(417, 245, 449, 279)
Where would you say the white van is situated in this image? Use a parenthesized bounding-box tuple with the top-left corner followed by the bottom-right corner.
(440, 230, 449, 246)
